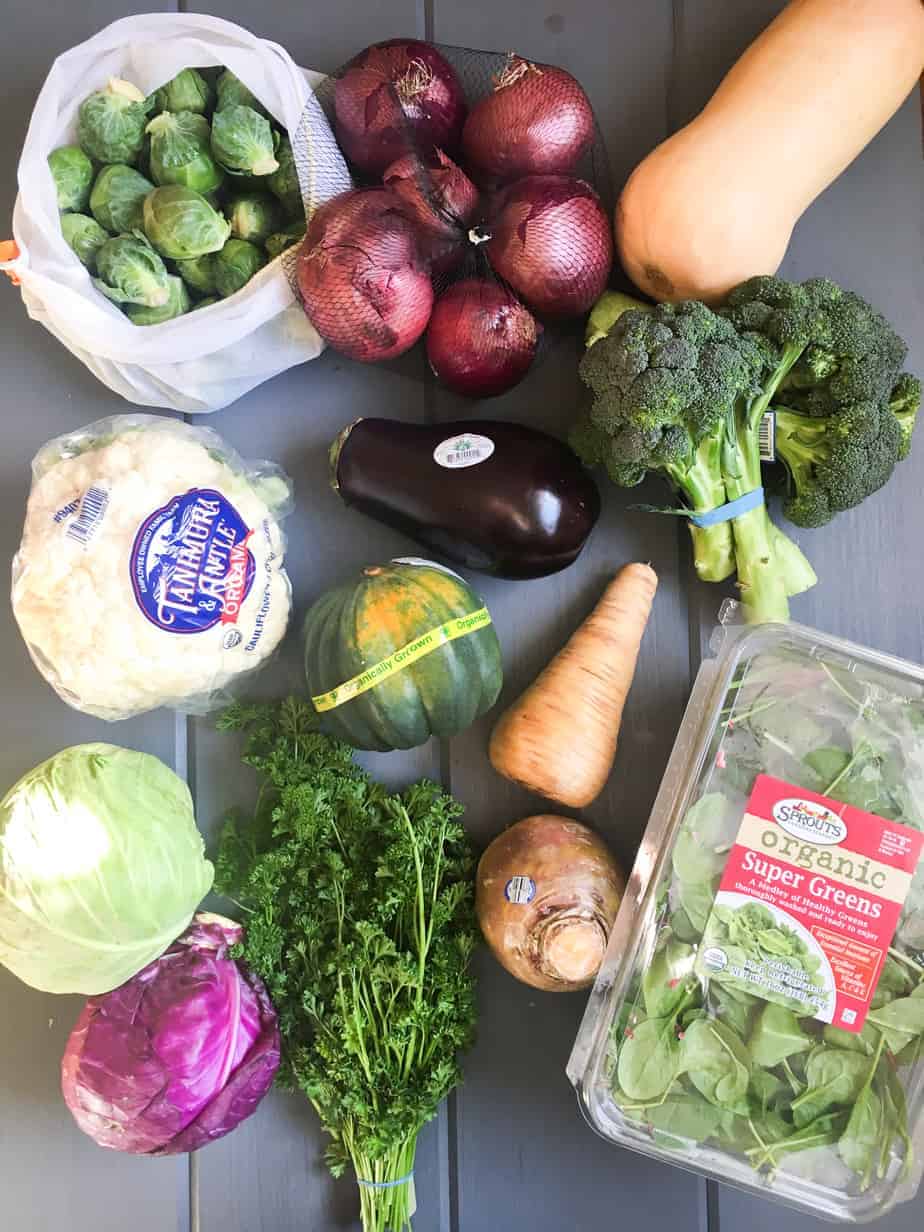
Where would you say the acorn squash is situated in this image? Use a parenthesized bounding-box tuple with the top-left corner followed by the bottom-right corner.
(303, 559, 503, 751)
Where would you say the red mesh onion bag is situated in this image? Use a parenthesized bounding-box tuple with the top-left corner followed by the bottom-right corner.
(286, 41, 614, 397)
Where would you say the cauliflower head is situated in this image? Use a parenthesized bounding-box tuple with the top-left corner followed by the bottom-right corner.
(12, 415, 293, 720)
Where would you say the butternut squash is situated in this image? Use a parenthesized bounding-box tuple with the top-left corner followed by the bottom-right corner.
(617, 0, 924, 304)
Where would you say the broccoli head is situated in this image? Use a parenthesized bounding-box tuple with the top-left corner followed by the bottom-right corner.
(573, 277, 917, 624)
(723, 275, 908, 414)
(774, 371, 921, 528)
(578, 301, 763, 470)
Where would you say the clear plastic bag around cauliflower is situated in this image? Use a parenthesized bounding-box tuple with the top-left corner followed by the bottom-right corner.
(12, 414, 293, 720)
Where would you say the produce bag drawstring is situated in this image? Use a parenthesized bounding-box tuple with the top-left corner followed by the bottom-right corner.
(0, 239, 22, 285)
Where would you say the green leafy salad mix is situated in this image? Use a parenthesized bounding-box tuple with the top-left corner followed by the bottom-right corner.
(608, 634, 924, 1201)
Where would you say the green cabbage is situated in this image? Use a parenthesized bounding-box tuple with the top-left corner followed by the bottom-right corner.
(0, 744, 213, 994)
(60, 214, 109, 271)
(150, 68, 213, 116)
(147, 111, 224, 195)
(78, 78, 153, 165)
(211, 105, 279, 177)
(143, 185, 231, 260)
(89, 164, 153, 234)
(48, 146, 94, 213)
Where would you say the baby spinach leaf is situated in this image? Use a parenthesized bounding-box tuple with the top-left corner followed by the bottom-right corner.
(804, 746, 851, 788)
(643, 939, 697, 1019)
(837, 1039, 886, 1190)
(643, 1091, 725, 1144)
(867, 995, 924, 1055)
(672, 794, 730, 883)
(708, 984, 758, 1040)
(681, 1018, 751, 1110)
(749, 1068, 786, 1113)
(676, 878, 718, 936)
(617, 1016, 682, 1103)
(749, 1111, 849, 1172)
(822, 1022, 880, 1056)
(838, 1088, 885, 1189)
(748, 1004, 814, 1069)
(790, 1050, 869, 1129)
(670, 907, 701, 944)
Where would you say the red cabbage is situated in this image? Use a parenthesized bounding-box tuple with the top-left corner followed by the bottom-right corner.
(61, 913, 279, 1155)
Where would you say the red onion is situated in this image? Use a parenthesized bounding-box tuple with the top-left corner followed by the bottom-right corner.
(334, 40, 467, 177)
(486, 175, 613, 318)
(298, 188, 434, 363)
(383, 148, 480, 273)
(427, 279, 540, 397)
(462, 56, 594, 185)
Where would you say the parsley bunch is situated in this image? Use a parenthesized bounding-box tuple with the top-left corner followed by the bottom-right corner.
(215, 699, 478, 1232)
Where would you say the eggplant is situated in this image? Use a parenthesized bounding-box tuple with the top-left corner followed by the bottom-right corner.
(330, 418, 600, 579)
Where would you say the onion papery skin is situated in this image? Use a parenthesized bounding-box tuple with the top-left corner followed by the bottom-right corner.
(426, 278, 540, 397)
(334, 40, 467, 177)
(485, 174, 613, 319)
(461, 56, 594, 185)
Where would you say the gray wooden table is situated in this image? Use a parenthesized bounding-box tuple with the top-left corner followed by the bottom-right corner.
(1, 2, 922, 1230)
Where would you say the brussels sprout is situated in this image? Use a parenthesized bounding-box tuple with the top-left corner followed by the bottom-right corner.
(126, 275, 191, 325)
(150, 68, 213, 116)
(211, 105, 279, 177)
(265, 219, 306, 260)
(137, 134, 153, 180)
(48, 146, 95, 213)
(147, 111, 224, 195)
(191, 295, 220, 310)
(89, 165, 153, 234)
(78, 78, 153, 165)
(266, 137, 301, 217)
(94, 233, 172, 308)
(215, 70, 269, 118)
(143, 185, 231, 260)
(213, 238, 266, 298)
(226, 192, 282, 245)
(175, 253, 217, 295)
(60, 213, 109, 271)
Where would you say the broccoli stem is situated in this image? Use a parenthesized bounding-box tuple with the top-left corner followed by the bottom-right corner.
(723, 347, 817, 623)
(666, 424, 735, 583)
(773, 408, 825, 497)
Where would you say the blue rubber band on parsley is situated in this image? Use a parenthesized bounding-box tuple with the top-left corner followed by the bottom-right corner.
(214, 698, 477, 1232)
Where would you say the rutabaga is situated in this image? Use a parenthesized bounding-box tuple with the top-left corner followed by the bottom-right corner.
(11, 415, 293, 720)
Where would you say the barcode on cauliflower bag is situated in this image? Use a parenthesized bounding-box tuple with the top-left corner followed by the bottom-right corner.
(65, 486, 109, 546)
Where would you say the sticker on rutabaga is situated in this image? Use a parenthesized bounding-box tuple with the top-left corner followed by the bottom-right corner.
(697, 774, 924, 1033)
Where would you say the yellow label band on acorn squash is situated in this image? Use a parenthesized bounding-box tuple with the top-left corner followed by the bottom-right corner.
(312, 607, 493, 713)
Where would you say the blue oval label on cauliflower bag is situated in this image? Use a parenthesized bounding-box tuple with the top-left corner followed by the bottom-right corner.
(130, 489, 256, 634)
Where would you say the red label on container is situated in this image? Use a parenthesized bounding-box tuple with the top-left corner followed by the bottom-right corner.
(696, 774, 924, 1033)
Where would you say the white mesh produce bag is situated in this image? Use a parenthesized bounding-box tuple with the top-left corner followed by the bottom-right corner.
(12, 415, 294, 720)
(1, 13, 350, 413)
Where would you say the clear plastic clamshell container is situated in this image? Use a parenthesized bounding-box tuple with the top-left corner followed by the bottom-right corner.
(569, 621, 924, 1223)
